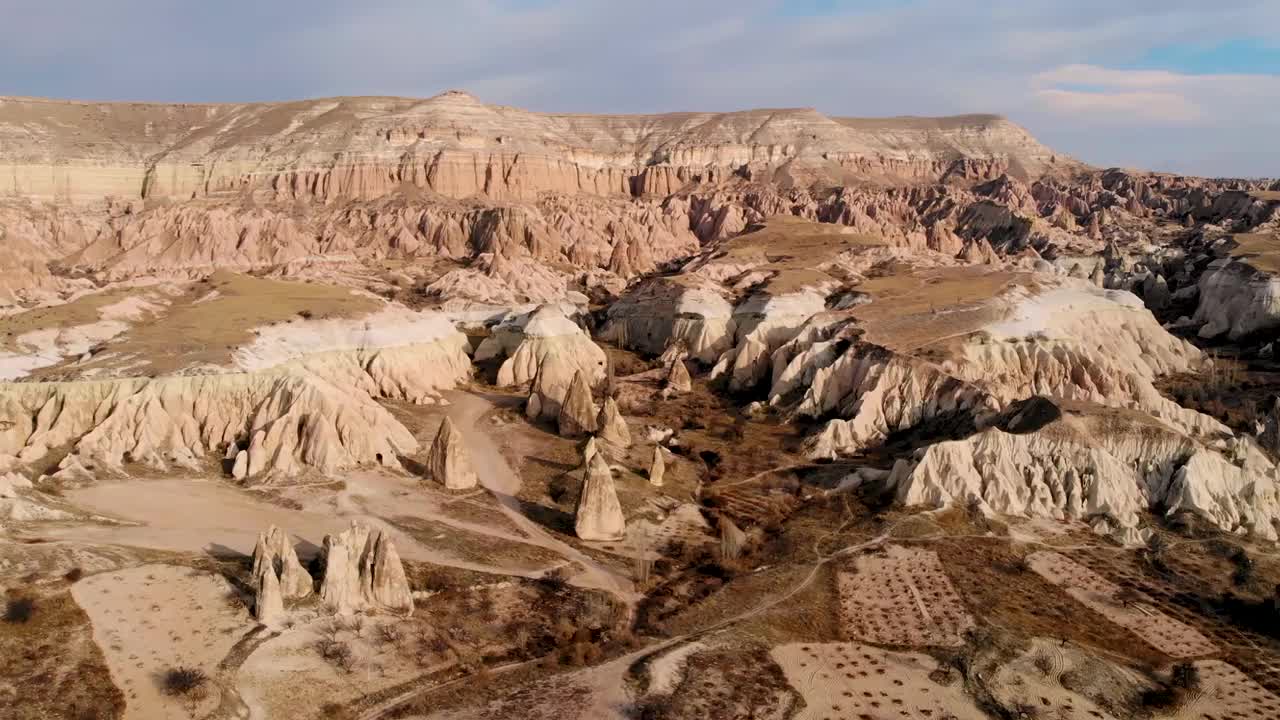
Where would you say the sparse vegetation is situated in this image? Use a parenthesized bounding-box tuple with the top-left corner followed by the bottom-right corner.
(161, 666, 209, 697)
(4, 596, 36, 624)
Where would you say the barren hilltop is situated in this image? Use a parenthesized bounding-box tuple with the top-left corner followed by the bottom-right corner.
(3, 91, 1280, 720)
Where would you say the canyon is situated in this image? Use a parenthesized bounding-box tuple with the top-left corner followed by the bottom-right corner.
(2, 90, 1280, 720)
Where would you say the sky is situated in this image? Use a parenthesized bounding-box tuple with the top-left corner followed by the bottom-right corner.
(2, 0, 1278, 177)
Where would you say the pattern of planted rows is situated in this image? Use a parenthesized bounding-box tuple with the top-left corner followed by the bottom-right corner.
(773, 642, 986, 720)
(1187, 660, 1280, 720)
(837, 546, 974, 647)
(1029, 551, 1216, 658)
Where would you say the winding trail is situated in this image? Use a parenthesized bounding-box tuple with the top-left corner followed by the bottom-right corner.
(443, 390, 637, 605)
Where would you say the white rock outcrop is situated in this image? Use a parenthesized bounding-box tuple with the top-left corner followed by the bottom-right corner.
(890, 404, 1280, 544)
(0, 314, 472, 480)
(426, 416, 479, 490)
(1193, 258, 1280, 340)
(575, 452, 626, 541)
(496, 305, 607, 420)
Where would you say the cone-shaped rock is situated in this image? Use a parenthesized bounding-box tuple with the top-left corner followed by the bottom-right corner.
(575, 452, 626, 541)
(719, 518, 748, 560)
(558, 370, 598, 438)
(251, 525, 313, 600)
(232, 450, 249, 480)
(427, 416, 478, 490)
(596, 397, 631, 447)
(369, 532, 414, 613)
(666, 360, 692, 393)
(649, 446, 666, 487)
(320, 522, 371, 614)
(582, 436, 601, 467)
(1090, 263, 1105, 287)
(254, 560, 285, 626)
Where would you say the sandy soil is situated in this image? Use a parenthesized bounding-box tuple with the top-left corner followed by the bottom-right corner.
(987, 637, 1132, 720)
(46, 477, 351, 561)
(837, 544, 974, 646)
(71, 563, 252, 720)
(1181, 659, 1280, 719)
(1030, 551, 1217, 658)
(772, 641, 986, 719)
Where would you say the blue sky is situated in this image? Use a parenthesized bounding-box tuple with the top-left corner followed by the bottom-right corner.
(1, 0, 1278, 177)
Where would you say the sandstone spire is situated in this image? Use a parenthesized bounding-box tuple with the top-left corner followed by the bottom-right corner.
(320, 523, 372, 614)
(427, 416, 479, 490)
(558, 369, 598, 438)
(319, 523, 414, 615)
(1090, 262, 1105, 287)
(575, 452, 626, 541)
(666, 359, 693, 394)
(596, 396, 631, 447)
(369, 533, 414, 614)
(582, 436, 602, 467)
(649, 446, 666, 487)
(251, 525, 312, 600)
(254, 560, 285, 627)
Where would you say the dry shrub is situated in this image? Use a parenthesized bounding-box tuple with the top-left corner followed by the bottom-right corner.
(3, 597, 35, 624)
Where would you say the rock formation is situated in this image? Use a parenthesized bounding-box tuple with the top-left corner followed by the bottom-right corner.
(649, 446, 666, 487)
(557, 370, 598, 438)
(575, 452, 626, 541)
(496, 305, 608, 421)
(253, 560, 285, 627)
(665, 360, 693, 394)
(251, 525, 313, 600)
(319, 522, 414, 615)
(426, 416, 479, 490)
(596, 397, 631, 447)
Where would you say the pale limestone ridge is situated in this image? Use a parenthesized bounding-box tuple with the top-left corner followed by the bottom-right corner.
(319, 522, 414, 615)
(0, 92, 1065, 205)
(0, 318, 471, 480)
(575, 452, 626, 541)
(426, 416, 479, 490)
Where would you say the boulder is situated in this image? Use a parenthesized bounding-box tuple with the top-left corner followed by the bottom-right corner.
(427, 416, 479, 490)
(596, 396, 632, 447)
(558, 370, 598, 438)
(575, 452, 626, 541)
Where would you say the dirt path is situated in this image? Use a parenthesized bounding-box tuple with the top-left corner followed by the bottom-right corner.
(443, 390, 637, 605)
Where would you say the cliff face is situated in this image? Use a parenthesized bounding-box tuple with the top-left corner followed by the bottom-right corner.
(0, 91, 1067, 205)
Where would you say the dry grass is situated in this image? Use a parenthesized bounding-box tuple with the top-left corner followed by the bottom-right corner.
(1232, 232, 1280, 275)
(703, 215, 887, 294)
(0, 590, 124, 719)
(25, 270, 381, 378)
